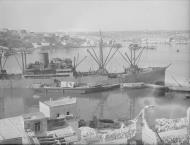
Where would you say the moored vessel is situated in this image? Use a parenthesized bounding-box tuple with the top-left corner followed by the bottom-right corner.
(34, 81, 120, 94)
(118, 43, 170, 85)
(0, 32, 169, 88)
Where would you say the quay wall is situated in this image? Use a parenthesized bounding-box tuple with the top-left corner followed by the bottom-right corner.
(0, 137, 22, 144)
(0, 76, 120, 88)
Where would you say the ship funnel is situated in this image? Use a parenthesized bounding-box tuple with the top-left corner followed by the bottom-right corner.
(39, 52, 49, 68)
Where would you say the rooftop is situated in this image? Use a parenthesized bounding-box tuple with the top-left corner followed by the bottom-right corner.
(22, 112, 46, 121)
(0, 116, 24, 140)
(43, 97, 77, 107)
(0, 116, 31, 144)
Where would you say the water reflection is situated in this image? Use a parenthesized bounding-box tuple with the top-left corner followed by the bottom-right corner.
(1, 87, 190, 121)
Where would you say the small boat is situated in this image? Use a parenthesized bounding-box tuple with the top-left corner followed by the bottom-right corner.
(120, 82, 146, 89)
(168, 86, 190, 93)
(41, 82, 120, 94)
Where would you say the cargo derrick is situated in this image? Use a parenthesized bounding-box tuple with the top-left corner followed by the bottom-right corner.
(87, 31, 120, 75)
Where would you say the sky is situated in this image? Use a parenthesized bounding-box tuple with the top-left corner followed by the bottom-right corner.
(0, 0, 190, 32)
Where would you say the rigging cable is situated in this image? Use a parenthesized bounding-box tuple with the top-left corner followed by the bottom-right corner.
(14, 55, 22, 71)
(75, 56, 87, 68)
(119, 51, 130, 66)
(91, 47, 101, 65)
(87, 49, 100, 65)
(2, 56, 8, 69)
(103, 45, 114, 66)
(104, 47, 120, 67)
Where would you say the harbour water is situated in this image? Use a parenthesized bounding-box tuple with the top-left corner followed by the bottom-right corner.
(1, 32, 190, 122)
(1, 87, 190, 121)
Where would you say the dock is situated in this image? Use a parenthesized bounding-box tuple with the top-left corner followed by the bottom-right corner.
(168, 86, 190, 93)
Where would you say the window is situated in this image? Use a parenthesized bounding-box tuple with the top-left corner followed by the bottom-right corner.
(34, 122, 40, 132)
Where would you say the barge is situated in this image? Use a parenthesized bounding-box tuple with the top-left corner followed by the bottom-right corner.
(34, 81, 120, 94)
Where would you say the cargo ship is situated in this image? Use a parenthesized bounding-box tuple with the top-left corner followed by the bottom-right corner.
(72, 32, 169, 85)
(23, 52, 75, 78)
(0, 32, 169, 88)
(117, 43, 169, 85)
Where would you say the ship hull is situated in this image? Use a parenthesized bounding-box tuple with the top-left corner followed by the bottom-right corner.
(0, 67, 167, 88)
(35, 84, 120, 94)
(119, 67, 166, 85)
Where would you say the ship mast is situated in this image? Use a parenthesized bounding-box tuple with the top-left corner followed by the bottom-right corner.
(87, 31, 120, 75)
(99, 31, 104, 69)
(73, 53, 87, 76)
(0, 53, 3, 71)
(0, 47, 9, 73)
(119, 43, 145, 72)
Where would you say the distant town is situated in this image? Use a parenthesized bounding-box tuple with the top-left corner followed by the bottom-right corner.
(0, 28, 190, 52)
